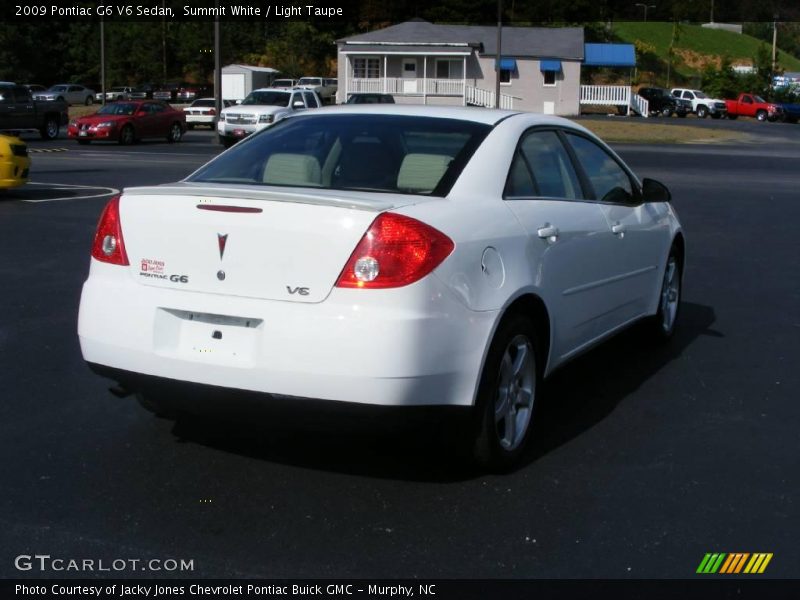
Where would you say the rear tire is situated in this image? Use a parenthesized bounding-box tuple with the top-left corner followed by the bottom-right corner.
(85, 96, 93, 105)
(166, 122, 182, 143)
(40, 116, 59, 140)
(472, 314, 539, 471)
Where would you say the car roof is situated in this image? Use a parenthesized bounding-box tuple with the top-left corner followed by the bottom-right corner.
(304, 104, 528, 126)
(251, 88, 292, 93)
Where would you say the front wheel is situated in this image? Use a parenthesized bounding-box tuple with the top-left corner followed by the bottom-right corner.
(85, 96, 93, 105)
(661, 107, 673, 117)
(166, 122, 182, 143)
(756, 110, 767, 122)
(472, 314, 539, 471)
(650, 250, 682, 340)
(696, 106, 708, 118)
(119, 125, 134, 145)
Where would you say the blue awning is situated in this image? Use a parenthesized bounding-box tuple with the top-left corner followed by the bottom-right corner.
(540, 59, 562, 72)
(583, 43, 636, 67)
(497, 57, 517, 70)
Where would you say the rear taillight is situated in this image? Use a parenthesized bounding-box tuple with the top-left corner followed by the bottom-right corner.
(91, 195, 129, 265)
(335, 213, 454, 289)
(209, 108, 216, 115)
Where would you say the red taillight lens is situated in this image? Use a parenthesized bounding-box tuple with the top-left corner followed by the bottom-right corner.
(208, 108, 216, 115)
(91, 195, 129, 265)
(335, 213, 454, 289)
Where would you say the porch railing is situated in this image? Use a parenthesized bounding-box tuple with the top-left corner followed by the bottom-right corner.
(349, 77, 465, 96)
(579, 85, 648, 117)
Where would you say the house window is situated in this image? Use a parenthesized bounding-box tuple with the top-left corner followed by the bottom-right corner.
(435, 59, 464, 79)
(543, 70, 556, 86)
(352, 58, 380, 79)
(499, 69, 512, 84)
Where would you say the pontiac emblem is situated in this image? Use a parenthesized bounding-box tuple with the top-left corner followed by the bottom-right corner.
(217, 233, 228, 259)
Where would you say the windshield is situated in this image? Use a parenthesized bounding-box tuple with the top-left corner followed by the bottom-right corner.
(298, 78, 321, 86)
(110, 87, 127, 92)
(693, 91, 708, 98)
(754, 95, 766, 103)
(241, 91, 290, 106)
(187, 114, 491, 197)
(97, 103, 137, 115)
(192, 99, 215, 107)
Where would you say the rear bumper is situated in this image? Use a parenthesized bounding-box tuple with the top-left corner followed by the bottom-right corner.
(78, 261, 497, 407)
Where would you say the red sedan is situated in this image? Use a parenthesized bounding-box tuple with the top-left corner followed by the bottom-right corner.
(67, 100, 186, 145)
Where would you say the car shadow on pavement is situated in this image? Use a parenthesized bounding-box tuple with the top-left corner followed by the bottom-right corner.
(168, 301, 718, 482)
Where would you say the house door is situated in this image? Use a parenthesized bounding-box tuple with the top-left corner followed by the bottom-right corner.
(402, 58, 418, 93)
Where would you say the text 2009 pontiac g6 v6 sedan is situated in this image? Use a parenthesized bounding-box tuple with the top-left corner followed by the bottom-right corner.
(78, 106, 683, 469)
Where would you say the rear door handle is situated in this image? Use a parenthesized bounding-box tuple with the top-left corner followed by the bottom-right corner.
(612, 223, 626, 235)
(537, 225, 559, 240)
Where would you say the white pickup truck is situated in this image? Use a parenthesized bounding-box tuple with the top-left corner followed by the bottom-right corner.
(217, 88, 322, 147)
(670, 88, 728, 119)
(296, 77, 337, 103)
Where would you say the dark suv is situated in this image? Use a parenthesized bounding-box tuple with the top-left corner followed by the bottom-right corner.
(637, 87, 690, 117)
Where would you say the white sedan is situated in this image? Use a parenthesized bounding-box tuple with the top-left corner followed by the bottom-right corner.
(78, 106, 683, 469)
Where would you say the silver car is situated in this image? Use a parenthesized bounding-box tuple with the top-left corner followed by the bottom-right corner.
(95, 87, 134, 102)
(35, 84, 96, 105)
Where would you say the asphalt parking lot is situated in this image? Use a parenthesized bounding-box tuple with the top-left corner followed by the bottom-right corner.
(1, 119, 798, 579)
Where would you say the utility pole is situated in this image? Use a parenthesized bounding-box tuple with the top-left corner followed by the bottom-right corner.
(100, 18, 105, 106)
(214, 0, 221, 144)
(772, 18, 778, 75)
(495, 0, 503, 108)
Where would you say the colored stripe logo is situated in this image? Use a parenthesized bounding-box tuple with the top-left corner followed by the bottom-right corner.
(697, 553, 773, 574)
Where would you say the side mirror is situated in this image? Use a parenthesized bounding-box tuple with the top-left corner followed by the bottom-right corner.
(642, 178, 671, 203)
(292, 100, 305, 109)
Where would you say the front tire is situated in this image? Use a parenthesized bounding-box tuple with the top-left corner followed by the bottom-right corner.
(119, 125, 134, 145)
(85, 96, 93, 105)
(472, 314, 539, 471)
(756, 110, 767, 122)
(661, 107, 673, 117)
(696, 105, 708, 118)
(650, 249, 682, 340)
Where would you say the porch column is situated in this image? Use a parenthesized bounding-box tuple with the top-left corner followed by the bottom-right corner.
(383, 55, 387, 94)
(423, 57, 427, 105)
(344, 56, 348, 101)
(462, 56, 467, 106)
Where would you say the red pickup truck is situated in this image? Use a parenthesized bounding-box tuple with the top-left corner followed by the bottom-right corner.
(725, 93, 784, 122)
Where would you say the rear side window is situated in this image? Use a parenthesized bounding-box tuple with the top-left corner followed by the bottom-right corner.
(188, 114, 491, 197)
(302, 92, 318, 108)
(505, 130, 581, 199)
(565, 133, 634, 204)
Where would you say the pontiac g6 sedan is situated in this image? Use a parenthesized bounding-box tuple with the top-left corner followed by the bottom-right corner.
(78, 106, 684, 469)
(67, 101, 185, 145)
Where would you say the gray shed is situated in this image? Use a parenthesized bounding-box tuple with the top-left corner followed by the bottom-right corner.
(219, 64, 279, 101)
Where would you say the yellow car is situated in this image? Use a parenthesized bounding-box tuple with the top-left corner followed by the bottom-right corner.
(0, 134, 30, 189)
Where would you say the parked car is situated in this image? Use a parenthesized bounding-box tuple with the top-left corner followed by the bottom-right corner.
(725, 93, 784, 121)
(0, 133, 29, 189)
(346, 93, 395, 104)
(34, 83, 96, 105)
(271, 79, 296, 89)
(67, 100, 185, 145)
(183, 98, 233, 129)
(153, 82, 187, 103)
(0, 82, 69, 140)
(637, 87, 689, 117)
(778, 101, 800, 123)
(670, 88, 727, 119)
(296, 77, 337, 103)
(177, 84, 212, 103)
(78, 106, 684, 470)
(217, 88, 322, 147)
(95, 86, 134, 102)
(130, 84, 156, 100)
(22, 84, 47, 95)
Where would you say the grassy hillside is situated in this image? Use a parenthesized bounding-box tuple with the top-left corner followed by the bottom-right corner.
(612, 22, 800, 78)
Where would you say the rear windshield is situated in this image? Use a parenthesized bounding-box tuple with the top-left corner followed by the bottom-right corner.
(188, 114, 491, 197)
(298, 78, 322, 86)
(192, 99, 215, 107)
(241, 91, 290, 106)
